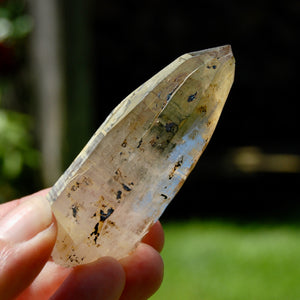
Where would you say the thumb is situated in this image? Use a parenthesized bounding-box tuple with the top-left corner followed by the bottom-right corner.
(0, 194, 57, 300)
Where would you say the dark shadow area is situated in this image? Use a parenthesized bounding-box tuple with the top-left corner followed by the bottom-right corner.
(85, 0, 299, 221)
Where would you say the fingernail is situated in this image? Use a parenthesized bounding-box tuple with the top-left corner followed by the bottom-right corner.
(0, 195, 53, 243)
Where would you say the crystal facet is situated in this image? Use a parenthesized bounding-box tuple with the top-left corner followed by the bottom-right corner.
(48, 45, 235, 267)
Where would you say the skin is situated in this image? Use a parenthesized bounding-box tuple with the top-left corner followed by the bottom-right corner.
(0, 189, 164, 300)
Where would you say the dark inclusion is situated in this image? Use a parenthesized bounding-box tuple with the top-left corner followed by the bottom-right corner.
(90, 208, 115, 244)
(71, 204, 79, 218)
(137, 138, 143, 148)
(100, 207, 114, 222)
(165, 122, 178, 133)
(116, 190, 122, 199)
(90, 222, 100, 243)
(122, 183, 132, 191)
(207, 65, 217, 69)
(166, 92, 173, 101)
(187, 92, 197, 102)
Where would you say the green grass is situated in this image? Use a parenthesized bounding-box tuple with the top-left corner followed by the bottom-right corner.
(151, 220, 300, 300)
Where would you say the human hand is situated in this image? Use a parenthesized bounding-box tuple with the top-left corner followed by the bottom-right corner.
(0, 190, 164, 300)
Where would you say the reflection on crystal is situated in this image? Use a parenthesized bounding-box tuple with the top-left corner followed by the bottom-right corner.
(47, 45, 235, 267)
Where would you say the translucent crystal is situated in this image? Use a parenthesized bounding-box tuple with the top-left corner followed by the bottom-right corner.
(47, 45, 235, 267)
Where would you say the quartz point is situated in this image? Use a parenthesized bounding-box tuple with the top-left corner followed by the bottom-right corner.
(47, 45, 235, 267)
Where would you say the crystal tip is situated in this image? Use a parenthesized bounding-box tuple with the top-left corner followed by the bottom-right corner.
(189, 45, 233, 59)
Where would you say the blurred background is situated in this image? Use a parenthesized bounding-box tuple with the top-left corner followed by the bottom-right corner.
(0, 0, 299, 298)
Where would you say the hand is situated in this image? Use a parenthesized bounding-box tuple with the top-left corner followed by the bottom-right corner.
(0, 190, 164, 300)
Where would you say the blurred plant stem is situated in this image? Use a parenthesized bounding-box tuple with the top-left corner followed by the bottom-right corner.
(28, 0, 94, 186)
(28, 0, 64, 187)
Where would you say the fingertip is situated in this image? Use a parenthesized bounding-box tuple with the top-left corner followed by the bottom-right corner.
(119, 243, 164, 300)
(142, 221, 165, 253)
(51, 257, 125, 300)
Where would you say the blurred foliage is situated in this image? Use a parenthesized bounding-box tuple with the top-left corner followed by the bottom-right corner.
(0, 0, 40, 202)
(0, 109, 39, 177)
(0, 0, 33, 74)
(0, 109, 40, 178)
(0, 1, 33, 40)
